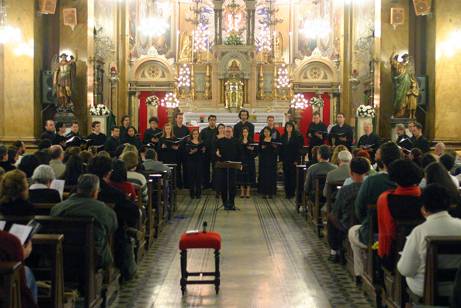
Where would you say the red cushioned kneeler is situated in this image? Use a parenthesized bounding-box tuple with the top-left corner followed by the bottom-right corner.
(179, 232, 221, 295)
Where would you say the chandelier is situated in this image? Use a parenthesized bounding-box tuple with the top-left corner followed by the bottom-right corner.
(177, 64, 191, 88)
(0, 1, 22, 45)
(290, 93, 309, 109)
(276, 64, 291, 89)
(160, 92, 180, 109)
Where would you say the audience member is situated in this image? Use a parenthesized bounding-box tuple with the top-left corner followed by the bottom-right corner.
(0, 169, 33, 216)
(49, 145, 65, 178)
(51, 174, 118, 268)
(17, 155, 40, 179)
(424, 162, 461, 212)
(409, 148, 423, 167)
(306, 146, 320, 169)
(13, 140, 26, 167)
(304, 145, 337, 201)
(0, 145, 15, 172)
(377, 159, 423, 258)
(110, 159, 137, 201)
(7, 146, 19, 166)
(348, 141, 400, 281)
(439, 153, 459, 187)
(80, 150, 94, 166)
(397, 184, 461, 298)
(421, 153, 437, 169)
(331, 145, 348, 165)
(121, 151, 147, 202)
(37, 139, 52, 151)
(97, 151, 111, 159)
(34, 149, 51, 165)
(323, 150, 352, 197)
(143, 149, 170, 174)
(63, 154, 85, 186)
(29, 165, 61, 203)
(434, 142, 446, 157)
(327, 157, 370, 263)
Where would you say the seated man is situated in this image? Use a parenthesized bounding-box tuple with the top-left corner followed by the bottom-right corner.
(323, 150, 352, 197)
(397, 184, 461, 298)
(377, 159, 423, 259)
(49, 145, 66, 179)
(304, 144, 337, 202)
(143, 149, 170, 174)
(348, 141, 400, 282)
(327, 157, 369, 263)
(29, 164, 61, 203)
(51, 174, 118, 268)
(439, 153, 459, 188)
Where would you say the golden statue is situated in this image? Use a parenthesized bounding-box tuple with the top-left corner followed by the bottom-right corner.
(225, 60, 244, 109)
(53, 53, 76, 113)
(390, 50, 419, 118)
(179, 32, 192, 62)
(274, 31, 283, 61)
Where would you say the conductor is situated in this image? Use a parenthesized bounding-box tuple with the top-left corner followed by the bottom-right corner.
(216, 126, 242, 210)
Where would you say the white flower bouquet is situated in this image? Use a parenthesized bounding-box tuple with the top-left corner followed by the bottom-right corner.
(89, 104, 111, 116)
(310, 96, 324, 108)
(356, 104, 376, 118)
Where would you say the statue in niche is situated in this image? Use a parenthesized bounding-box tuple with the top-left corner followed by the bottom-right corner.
(179, 32, 192, 62)
(225, 60, 244, 109)
(52, 53, 76, 113)
(274, 32, 283, 61)
(390, 50, 419, 118)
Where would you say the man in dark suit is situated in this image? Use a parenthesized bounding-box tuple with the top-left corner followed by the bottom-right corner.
(411, 122, 431, 153)
(40, 120, 56, 142)
(233, 109, 255, 140)
(200, 115, 217, 188)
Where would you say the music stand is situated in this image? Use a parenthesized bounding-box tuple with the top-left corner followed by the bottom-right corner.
(215, 161, 242, 211)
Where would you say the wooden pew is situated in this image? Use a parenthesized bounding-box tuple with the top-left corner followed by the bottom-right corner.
(34, 216, 104, 308)
(147, 174, 163, 241)
(133, 186, 146, 263)
(324, 181, 344, 240)
(421, 236, 461, 306)
(382, 195, 423, 308)
(362, 204, 383, 307)
(0, 261, 22, 308)
(312, 174, 327, 237)
(164, 164, 177, 214)
(295, 165, 306, 214)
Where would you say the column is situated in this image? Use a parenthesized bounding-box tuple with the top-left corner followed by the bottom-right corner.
(246, 0, 256, 45)
(214, 1, 223, 45)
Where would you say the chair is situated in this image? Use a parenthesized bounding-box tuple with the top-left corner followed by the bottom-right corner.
(0, 261, 23, 308)
(179, 225, 221, 295)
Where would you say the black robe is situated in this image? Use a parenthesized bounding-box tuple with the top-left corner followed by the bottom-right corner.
(216, 137, 242, 207)
(123, 135, 142, 150)
(329, 124, 354, 148)
(143, 128, 162, 145)
(104, 136, 121, 157)
(258, 140, 279, 196)
(411, 135, 431, 153)
(40, 130, 56, 142)
(65, 132, 84, 147)
(307, 122, 328, 147)
(280, 132, 303, 198)
(53, 134, 67, 147)
(238, 139, 257, 185)
(234, 121, 255, 140)
(185, 141, 205, 196)
(357, 133, 380, 153)
(157, 137, 180, 164)
(87, 133, 107, 149)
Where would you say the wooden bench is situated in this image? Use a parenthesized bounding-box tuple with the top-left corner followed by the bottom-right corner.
(0, 261, 23, 308)
(311, 174, 327, 237)
(420, 236, 461, 306)
(323, 181, 344, 240)
(362, 204, 383, 307)
(295, 165, 306, 214)
(148, 174, 164, 241)
(34, 216, 104, 308)
(382, 195, 423, 308)
(133, 186, 146, 263)
(165, 164, 178, 213)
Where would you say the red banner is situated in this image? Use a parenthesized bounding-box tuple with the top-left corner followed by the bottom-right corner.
(138, 91, 169, 138)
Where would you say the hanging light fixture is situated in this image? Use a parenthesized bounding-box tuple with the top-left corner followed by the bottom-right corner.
(290, 93, 309, 109)
(0, 0, 22, 45)
(160, 92, 180, 109)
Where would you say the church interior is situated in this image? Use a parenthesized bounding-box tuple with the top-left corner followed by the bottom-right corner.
(1, 0, 461, 307)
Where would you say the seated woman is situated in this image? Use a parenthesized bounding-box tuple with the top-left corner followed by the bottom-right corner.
(29, 164, 61, 203)
(0, 169, 34, 216)
(110, 159, 137, 201)
(0, 231, 38, 307)
(17, 154, 40, 179)
(121, 151, 147, 203)
(377, 159, 423, 259)
(63, 154, 85, 187)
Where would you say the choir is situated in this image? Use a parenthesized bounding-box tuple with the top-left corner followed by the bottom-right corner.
(39, 111, 432, 206)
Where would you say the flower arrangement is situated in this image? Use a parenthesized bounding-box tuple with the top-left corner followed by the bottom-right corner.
(290, 93, 309, 109)
(146, 95, 159, 107)
(356, 104, 376, 118)
(310, 96, 324, 108)
(224, 31, 243, 45)
(90, 104, 111, 116)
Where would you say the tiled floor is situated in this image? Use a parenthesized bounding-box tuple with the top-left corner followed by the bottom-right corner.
(114, 193, 372, 308)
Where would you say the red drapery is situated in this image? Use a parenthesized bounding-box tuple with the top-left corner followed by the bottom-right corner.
(298, 93, 331, 145)
(138, 91, 168, 138)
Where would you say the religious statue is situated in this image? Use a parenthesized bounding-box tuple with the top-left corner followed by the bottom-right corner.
(52, 53, 76, 113)
(390, 50, 419, 118)
(179, 32, 192, 62)
(274, 32, 283, 61)
(224, 60, 244, 110)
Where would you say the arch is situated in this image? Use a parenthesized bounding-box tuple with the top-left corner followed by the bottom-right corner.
(130, 56, 175, 83)
(217, 50, 252, 79)
(293, 56, 338, 85)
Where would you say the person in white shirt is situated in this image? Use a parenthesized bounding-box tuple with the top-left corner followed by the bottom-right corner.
(397, 183, 461, 297)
